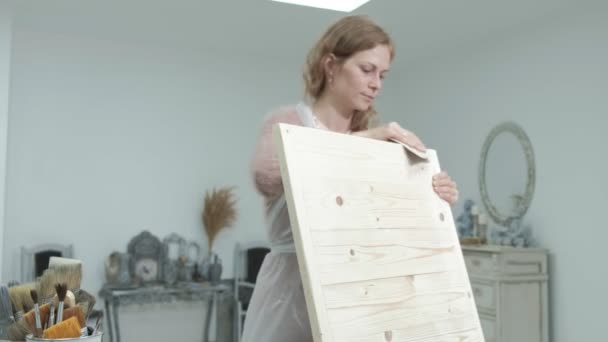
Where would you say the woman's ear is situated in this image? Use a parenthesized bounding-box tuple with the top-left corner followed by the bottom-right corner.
(323, 53, 338, 83)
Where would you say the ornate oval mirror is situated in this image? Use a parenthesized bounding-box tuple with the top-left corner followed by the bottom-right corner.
(479, 121, 536, 227)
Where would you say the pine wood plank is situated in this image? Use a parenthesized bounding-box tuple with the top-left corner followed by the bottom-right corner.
(273, 123, 484, 342)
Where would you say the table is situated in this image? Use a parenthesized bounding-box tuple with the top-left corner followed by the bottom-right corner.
(99, 282, 231, 342)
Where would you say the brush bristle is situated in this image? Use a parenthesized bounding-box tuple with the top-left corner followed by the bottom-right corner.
(8, 287, 21, 312)
(30, 289, 38, 304)
(7, 320, 29, 340)
(49, 263, 83, 291)
(74, 289, 96, 319)
(8, 284, 35, 313)
(38, 268, 59, 300)
(42, 316, 81, 339)
(61, 306, 86, 328)
(20, 286, 35, 312)
(22, 308, 36, 333)
(55, 283, 67, 302)
(53, 289, 76, 308)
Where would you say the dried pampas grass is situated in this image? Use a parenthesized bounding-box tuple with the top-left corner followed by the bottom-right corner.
(202, 186, 237, 251)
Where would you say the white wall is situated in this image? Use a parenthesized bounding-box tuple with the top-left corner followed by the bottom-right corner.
(2, 28, 305, 295)
(0, 3, 13, 282)
(381, 5, 607, 341)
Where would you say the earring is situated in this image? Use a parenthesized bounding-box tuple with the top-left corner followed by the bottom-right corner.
(328, 74, 334, 84)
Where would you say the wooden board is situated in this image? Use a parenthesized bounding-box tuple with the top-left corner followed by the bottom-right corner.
(273, 123, 485, 342)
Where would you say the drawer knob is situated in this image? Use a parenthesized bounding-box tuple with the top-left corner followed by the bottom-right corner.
(472, 260, 481, 267)
(336, 196, 344, 206)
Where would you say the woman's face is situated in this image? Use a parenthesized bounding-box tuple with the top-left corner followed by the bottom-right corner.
(326, 44, 392, 113)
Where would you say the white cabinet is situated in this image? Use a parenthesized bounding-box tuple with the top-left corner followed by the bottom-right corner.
(462, 245, 549, 342)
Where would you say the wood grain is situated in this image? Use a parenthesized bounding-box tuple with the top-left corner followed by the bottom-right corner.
(273, 124, 484, 342)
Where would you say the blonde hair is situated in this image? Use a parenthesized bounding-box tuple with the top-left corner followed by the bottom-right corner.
(303, 15, 395, 132)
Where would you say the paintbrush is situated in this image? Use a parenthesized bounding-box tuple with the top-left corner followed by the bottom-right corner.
(60, 305, 87, 336)
(0, 285, 15, 340)
(22, 303, 51, 336)
(38, 268, 59, 302)
(54, 283, 67, 324)
(29, 290, 43, 338)
(8, 283, 36, 319)
(73, 289, 96, 321)
(6, 320, 29, 341)
(92, 315, 102, 336)
(48, 256, 81, 268)
(48, 302, 55, 328)
(38, 259, 83, 304)
(8, 289, 23, 321)
(48, 258, 82, 292)
(0, 285, 14, 322)
(42, 316, 81, 339)
(52, 289, 76, 309)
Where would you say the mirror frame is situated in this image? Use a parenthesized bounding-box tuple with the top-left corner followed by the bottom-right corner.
(478, 121, 536, 226)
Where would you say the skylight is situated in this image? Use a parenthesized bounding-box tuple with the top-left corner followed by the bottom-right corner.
(270, 0, 371, 12)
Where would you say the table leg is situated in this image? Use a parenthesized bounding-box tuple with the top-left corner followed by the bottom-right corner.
(112, 299, 121, 342)
(203, 296, 213, 342)
(210, 292, 218, 342)
(105, 299, 114, 342)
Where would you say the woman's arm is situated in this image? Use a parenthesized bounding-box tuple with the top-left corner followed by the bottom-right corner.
(250, 108, 302, 198)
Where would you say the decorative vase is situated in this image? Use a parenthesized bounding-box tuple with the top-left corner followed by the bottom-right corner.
(202, 252, 223, 284)
(209, 263, 222, 285)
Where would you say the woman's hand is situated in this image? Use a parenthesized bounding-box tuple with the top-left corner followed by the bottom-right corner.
(354, 122, 457, 205)
(433, 171, 459, 205)
(353, 122, 426, 152)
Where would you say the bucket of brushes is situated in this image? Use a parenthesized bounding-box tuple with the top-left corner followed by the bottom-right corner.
(25, 284, 103, 342)
(6, 257, 103, 341)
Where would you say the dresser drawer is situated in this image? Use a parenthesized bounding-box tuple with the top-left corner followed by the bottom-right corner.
(462, 245, 548, 276)
(471, 281, 495, 311)
(501, 253, 547, 275)
(464, 252, 499, 275)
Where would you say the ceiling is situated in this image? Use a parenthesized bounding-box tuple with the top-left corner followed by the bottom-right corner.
(6, 0, 594, 63)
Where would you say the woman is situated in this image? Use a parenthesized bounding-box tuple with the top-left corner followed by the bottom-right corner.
(242, 15, 459, 342)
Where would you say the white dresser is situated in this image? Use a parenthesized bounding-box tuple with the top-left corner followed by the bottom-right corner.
(462, 245, 549, 342)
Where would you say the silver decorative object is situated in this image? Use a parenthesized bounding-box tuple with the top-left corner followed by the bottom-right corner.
(163, 260, 179, 285)
(456, 199, 476, 237)
(127, 230, 164, 285)
(186, 241, 201, 265)
(183, 241, 201, 282)
(162, 233, 186, 260)
(162, 233, 186, 285)
(105, 252, 132, 286)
